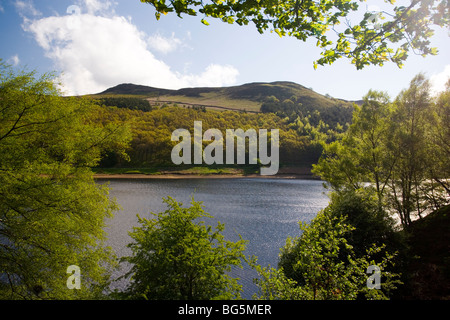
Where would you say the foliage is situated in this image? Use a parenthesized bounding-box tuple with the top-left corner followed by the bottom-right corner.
(95, 105, 325, 168)
(260, 94, 353, 129)
(312, 73, 450, 229)
(139, 0, 448, 69)
(96, 96, 153, 112)
(313, 90, 393, 192)
(0, 61, 131, 299)
(321, 189, 402, 257)
(387, 74, 435, 226)
(253, 199, 402, 300)
(121, 196, 248, 300)
(429, 79, 450, 196)
(252, 264, 306, 300)
(277, 188, 403, 285)
(91, 81, 360, 170)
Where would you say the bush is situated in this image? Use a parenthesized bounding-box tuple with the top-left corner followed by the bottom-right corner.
(255, 188, 403, 300)
(120, 196, 248, 300)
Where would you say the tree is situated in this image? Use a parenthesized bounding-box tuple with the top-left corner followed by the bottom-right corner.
(139, 0, 449, 69)
(313, 74, 450, 229)
(428, 80, 450, 197)
(387, 74, 440, 227)
(121, 196, 248, 300)
(0, 61, 131, 299)
(348, 91, 396, 202)
(312, 90, 396, 203)
(253, 193, 402, 300)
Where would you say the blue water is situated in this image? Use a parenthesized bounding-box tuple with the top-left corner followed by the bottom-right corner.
(98, 178, 329, 298)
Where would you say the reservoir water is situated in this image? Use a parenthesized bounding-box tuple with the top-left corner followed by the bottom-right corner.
(98, 177, 330, 298)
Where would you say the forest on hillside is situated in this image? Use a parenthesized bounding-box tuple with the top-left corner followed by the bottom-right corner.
(93, 95, 350, 170)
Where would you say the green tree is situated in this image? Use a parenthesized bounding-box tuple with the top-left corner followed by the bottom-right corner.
(139, 0, 448, 69)
(428, 80, 450, 197)
(347, 91, 396, 203)
(121, 196, 248, 300)
(312, 90, 396, 203)
(387, 74, 439, 227)
(0, 61, 131, 299)
(254, 198, 402, 300)
(313, 74, 449, 229)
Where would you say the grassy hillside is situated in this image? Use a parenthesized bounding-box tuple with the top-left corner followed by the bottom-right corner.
(96, 81, 356, 114)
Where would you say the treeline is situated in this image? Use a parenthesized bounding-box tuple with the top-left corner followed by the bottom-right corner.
(313, 74, 450, 229)
(96, 96, 153, 111)
(260, 95, 354, 129)
(95, 105, 337, 169)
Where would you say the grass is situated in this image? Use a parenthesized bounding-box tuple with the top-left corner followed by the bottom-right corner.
(147, 94, 262, 112)
(93, 81, 356, 114)
(92, 163, 315, 177)
(92, 167, 163, 175)
(92, 166, 250, 176)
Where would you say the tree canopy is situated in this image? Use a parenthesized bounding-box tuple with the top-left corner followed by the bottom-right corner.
(0, 61, 131, 299)
(312, 73, 450, 229)
(139, 0, 449, 69)
(121, 196, 248, 300)
(254, 189, 402, 300)
(94, 104, 331, 168)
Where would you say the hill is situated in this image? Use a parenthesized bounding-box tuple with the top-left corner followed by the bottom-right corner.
(91, 81, 357, 171)
(97, 81, 357, 114)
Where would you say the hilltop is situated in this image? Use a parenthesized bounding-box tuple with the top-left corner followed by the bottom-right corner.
(96, 81, 359, 114)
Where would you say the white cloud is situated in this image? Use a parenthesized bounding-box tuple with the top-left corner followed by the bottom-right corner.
(430, 65, 450, 96)
(75, 0, 116, 15)
(183, 64, 240, 87)
(8, 55, 20, 66)
(14, 0, 41, 17)
(147, 32, 183, 54)
(21, 0, 238, 95)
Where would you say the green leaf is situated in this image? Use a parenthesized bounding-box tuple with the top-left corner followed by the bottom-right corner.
(139, 0, 449, 69)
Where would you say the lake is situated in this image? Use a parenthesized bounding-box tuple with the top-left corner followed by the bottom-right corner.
(98, 177, 330, 298)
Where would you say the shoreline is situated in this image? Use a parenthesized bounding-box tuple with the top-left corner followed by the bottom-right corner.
(93, 173, 320, 180)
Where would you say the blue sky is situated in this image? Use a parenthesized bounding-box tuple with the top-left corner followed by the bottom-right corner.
(1, 0, 449, 100)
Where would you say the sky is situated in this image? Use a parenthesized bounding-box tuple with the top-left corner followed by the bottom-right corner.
(0, 0, 449, 100)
